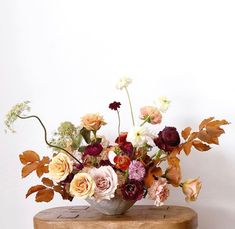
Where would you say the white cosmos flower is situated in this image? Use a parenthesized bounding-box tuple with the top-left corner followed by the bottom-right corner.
(127, 126, 149, 147)
(108, 150, 116, 165)
(116, 76, 132, 90)
(154, 96, 171, 113)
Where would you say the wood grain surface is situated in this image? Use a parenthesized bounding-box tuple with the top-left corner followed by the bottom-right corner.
(34, 205, 198, 229)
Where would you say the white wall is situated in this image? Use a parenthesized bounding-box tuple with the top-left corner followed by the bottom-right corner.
(1, 1, 235, 228)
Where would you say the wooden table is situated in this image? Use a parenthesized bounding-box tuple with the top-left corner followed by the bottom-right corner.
(34, 205, 198, 229)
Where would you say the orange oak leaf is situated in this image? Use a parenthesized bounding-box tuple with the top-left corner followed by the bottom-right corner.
(182, 142, 193, 155)
(199, 117, 214, 130)
(19, 150, 40, 165)
(181, 127, 192, 140)
(41, 178, 54, 187)
(192, 140, 211, 151)
(22, 162, 38, 178)
(26, 185, 46, 198)
(198, 130, 219, 144)
(166, 156, 181, 187)
(144, 166, 162, 188)
(35, 188, 54, 202)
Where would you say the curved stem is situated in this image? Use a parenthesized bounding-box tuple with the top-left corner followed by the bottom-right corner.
(124, 87, 135, 126)
(17, 115, 82, 165)
(117, 110, 121, 137)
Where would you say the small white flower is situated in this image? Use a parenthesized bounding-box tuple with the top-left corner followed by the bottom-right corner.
(127, 126, 149, 147)
(116, 76, 132, 90)
(154, 96, 171, 113)
(108, 150, 116, 165)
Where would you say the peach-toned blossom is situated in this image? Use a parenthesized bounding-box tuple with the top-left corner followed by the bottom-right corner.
(81, 113, 106, 131)
(48, 153, 73, 183)
(148, 178, 169, 206)
(69, 172, 95, 199)
(140, 106, 162, 125)
(182, 178, 202, 202)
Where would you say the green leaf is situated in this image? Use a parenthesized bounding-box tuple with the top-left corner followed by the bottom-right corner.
(80, 127, 91, 144)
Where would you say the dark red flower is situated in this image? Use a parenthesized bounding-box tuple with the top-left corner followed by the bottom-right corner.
(115, 132, 128, 143)
(154, 127, 180, 152)
(83, 142, 103, 157)
(121, 179, 144, 201)
(119, 142, 134, 158)
(114, 155, 131, 171)
(109, 101, 121, 110)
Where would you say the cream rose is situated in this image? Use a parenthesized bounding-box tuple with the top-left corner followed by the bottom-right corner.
(70, 173, 95, 199)
(89, 166, 118, 202)
(182, 178, 202, 202)
(48, 153, 73, 183)
(81, 113, 106, 131)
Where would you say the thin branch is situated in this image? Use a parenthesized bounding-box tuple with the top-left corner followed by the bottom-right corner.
(17, 115, 82, 165)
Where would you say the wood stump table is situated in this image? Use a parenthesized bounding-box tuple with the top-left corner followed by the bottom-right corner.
(34, 205, 198, 229)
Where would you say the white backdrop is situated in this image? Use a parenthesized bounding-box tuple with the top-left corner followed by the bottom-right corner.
(1, 1, 235, 228)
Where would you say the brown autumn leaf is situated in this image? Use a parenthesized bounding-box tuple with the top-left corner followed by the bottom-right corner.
(182, 142, 193, 155)
(165, 156, 181, 187)
(181, 127, 192, 140)
(188, 132, 198, 142)
(26, 185, 46, 198)
(206, 126, 225, 137)
(42, 178, 54, 187)
(35, 188, 54, 202)
(198, 130, 219, 144)
(19, 150, 40, 165)
(40, 156, 50, 165)
(206, 119, 229, 127)
(53, 185, 73, 201)
(22, 162, 39, 178)
(144, 167, 162, 188)
(192, 140, 211, 151)
(36, 165, 49, 178)
(199, 117, 214, 130)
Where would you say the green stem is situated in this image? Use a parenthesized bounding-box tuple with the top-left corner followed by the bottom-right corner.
(17, 115, 82, 165)
(124, 87, 135, 126)
(117, 110, 121, 137)
(140, 116, 150, 126)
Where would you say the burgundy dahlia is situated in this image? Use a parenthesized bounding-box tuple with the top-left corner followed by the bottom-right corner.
(154, 127, 180, 152)
(121, 179, 144, 201)
(109, 101, 121, 110)
(115, 132, 128, 143)
(83, 142, 103, 157)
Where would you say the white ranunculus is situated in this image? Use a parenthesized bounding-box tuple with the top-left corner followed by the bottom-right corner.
(48, 153, 73, 183)
(89, 166, 118, 202)
(108, 150, 116, 165)
(154, 96, 171, 113)
(116, 76, 132, 90)
(126, 126, 149, 147)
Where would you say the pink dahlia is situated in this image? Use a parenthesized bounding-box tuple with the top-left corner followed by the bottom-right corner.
(128, 160, 145, 181)
(148, 178, 169, 206)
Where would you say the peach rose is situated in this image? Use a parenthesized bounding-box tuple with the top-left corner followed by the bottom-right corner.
(70, 172, 95, 199)
(182, 178, 202, 202)
(140, 106, 162, 125)
(81, 113, 106, 131)
(49, 153, 73, 183)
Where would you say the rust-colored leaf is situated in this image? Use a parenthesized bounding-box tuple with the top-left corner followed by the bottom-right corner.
(198, 130, 219, 144)
(182, 142, 193, 155)
(165, 156, 181, 187)
(188, 132, 198, 142)
(26, 185, 46, 198)
(206, 126, 224, 137)
(40, 156, 50, 165)
(199, 117, 214, 130)
(42, 178, 54, 187)
(53, 185, 73, 201)
(193, 140, 211, 151)
(144, 167, 162, 188)
(19, 150, 40, 165)
(181, 127, 192, 140)
(206, 119, 229, 127)
(22, 162, 38, 178)
(35, 188, 54, 202)
(36, 165, 49, 178)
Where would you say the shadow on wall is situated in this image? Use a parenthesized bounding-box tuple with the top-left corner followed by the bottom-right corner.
(196, 205, 235, 229)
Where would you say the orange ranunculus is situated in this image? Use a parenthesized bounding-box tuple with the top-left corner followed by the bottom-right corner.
(182, 178, 202, 202)
(114, 155, 131, 171)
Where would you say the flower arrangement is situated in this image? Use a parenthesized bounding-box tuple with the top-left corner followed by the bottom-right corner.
(5, 77, 228, 208)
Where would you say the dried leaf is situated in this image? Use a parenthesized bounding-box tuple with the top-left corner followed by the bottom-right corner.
(42, 178, 54, 187)
(53, 185, 73, 201)
(35, 188, 54, 202)
(26, 185, 46, 198)
(22, 162, 38, 178)
(207, 119, 229, 127)
(206, 126, 224, 137)
(188, 132, 198, 142)
(144, 166, 162, 188)
(19, 150, 40, 165)
(199, 117, 214, 130)
(198, 130, 219, 144)
(36, 165, 49, 178)
(40, 156, 50, 165)
(181, 127, 191, 140)
(183, 142, 193, 155)
(193, 140, 211, 151)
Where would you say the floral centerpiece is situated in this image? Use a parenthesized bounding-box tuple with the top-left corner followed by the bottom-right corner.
(5, 77, 228, 215)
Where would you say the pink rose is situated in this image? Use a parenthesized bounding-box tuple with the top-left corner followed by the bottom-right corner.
(148, 178, 169, 206)
(182, 178, 202, 202)
(140, 106, 162, 125)
(89, 166, 118, 202)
